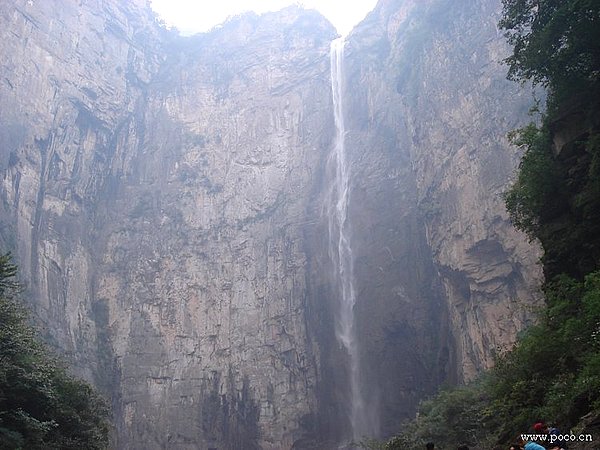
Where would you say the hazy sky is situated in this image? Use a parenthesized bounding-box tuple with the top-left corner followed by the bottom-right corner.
(149, 0, 378, 36)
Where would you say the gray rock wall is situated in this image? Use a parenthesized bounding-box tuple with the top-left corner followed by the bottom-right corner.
(344, 0, 542, 392)
(0, 0, 541, 447)
(0, 0, 164, 381)
(1, 2, 337, 448)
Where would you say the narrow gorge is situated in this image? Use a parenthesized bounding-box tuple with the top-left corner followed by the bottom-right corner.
(0, 0, 542, 448)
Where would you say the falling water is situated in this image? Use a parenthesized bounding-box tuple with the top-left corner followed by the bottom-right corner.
(328, 37, 375, 443)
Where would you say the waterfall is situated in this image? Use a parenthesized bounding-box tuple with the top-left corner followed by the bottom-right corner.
(328, 37, 376, 443)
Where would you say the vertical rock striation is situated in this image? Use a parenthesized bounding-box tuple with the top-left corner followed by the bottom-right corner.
(0, 0, 542, 447)
(0, 0, 165, 385)
(1, 1, 337, 448)
(339, 0, 543, 433)
(91, 9, 337, 449)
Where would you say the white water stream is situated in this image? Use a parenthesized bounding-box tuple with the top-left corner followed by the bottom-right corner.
(328, 37, 375, 442)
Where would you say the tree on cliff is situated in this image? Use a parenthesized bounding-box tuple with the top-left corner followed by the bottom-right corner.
(0, 253, 110, 449)
(497, 0, 600, 436)
(503, 0, 600, 279)
(500, 0, 600, 100)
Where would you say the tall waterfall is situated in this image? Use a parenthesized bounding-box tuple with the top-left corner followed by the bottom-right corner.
(328, 37, 376, 442)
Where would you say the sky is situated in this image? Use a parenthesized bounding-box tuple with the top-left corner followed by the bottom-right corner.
(149, 0, 378, 37)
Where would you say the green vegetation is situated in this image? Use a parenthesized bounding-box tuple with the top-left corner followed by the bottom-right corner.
(380, 382, 498, 449)
(502, 0, 600, 279)
(503, 117, 600, 279)
(500, 0, 600, 104)
(377, 271, 600, 449)
(490, 273, 600, 435)
(0, 253, 110, 449)
(377, 0, 600, 448)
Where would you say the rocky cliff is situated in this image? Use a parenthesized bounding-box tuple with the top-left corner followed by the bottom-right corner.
(0, 0, 541, 447)
(1, 1, 336, 448)
(343, 0, 543, 385)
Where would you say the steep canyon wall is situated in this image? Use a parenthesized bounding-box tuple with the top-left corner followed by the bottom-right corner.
(0, 0, 541, 447)
(343, 0, 543, 387)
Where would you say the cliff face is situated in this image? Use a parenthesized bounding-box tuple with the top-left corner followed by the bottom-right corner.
(91, 10, 337, 449)
(343, 0, 543, 388)
(0, 0, 165, 407)
(0, 0, 541, 447)
(0, 0, 163, 364)
(1, 2, 336, 448)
